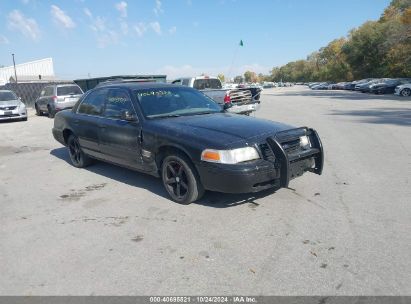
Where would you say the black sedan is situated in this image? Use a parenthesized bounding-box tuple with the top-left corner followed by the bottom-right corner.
(52, 83, 324, 204)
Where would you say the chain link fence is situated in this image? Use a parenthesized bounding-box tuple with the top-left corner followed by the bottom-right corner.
(0, 81, 74, 107)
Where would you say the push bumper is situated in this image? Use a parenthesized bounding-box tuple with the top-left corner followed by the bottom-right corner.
(196, 127, 324, 193)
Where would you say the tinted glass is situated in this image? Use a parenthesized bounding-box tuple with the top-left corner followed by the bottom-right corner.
(182, 79, 189, 86)
(193, 79, 222, 90)
(0, 91, 17, 101)
(134, 87, 221, 118)
(104, 89, 135, 119)
(57, 86, 83, 96)
(78, 89, 107, 116)
(44, 87, 54, 96)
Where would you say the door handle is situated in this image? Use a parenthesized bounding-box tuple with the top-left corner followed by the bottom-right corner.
(73, 120, 79, 125)
(99, 125, 106, 130)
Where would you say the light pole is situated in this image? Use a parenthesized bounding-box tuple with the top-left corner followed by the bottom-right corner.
(12, 53, 18, 84)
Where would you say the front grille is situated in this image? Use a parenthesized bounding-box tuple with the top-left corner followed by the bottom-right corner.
(281, 138, 301, 154)
(0, 106, 17, 110)
(259, 143, 275, 162)
(229, 89, 252, 104)
(0, 114, 19, 117)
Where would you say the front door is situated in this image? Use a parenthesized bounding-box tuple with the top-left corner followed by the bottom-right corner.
(98, 88, 143, 169)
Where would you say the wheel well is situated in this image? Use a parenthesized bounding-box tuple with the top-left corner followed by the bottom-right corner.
(62, 129, 73, 145)
(155, 146, 192, 170)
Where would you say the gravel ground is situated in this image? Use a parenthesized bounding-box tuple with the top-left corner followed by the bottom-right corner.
(0, 86, 410, 295)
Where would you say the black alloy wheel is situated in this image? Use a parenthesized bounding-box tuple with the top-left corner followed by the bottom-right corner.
(67, 135, 92, 168)
(161, 154, 204, 204)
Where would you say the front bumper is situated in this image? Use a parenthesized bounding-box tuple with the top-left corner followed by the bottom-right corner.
(196, 128, 324, 193)
(0, 108, 27, 121)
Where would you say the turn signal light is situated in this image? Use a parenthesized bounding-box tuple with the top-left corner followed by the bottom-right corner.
(201, 150, 221, 161)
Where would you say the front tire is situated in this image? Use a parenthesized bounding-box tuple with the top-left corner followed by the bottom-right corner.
(401, 88, 411, 97)
(67, 135, 92, 168)
(161, 153, 204, 204)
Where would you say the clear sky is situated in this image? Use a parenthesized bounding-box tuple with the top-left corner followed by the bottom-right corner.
(0, 0, 392, 80)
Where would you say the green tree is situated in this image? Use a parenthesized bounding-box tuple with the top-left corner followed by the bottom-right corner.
(244, 71, 258, 83)
(234, 75, 243, 83)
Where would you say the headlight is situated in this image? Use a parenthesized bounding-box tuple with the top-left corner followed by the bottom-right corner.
(300, 135, 311, 150)
(201, 147, 260, 164)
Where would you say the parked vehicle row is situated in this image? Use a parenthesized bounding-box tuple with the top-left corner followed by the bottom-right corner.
(307, 78, 411, 96)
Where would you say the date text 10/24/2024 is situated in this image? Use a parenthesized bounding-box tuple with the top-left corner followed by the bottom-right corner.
(149, 296, 257, 303)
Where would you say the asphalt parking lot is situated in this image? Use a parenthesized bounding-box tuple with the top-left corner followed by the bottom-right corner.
(0, 86, 410, 296)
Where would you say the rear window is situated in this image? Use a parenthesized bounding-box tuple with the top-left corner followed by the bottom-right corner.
(57, 86, 83, 96)
(193, 79, 222, 90)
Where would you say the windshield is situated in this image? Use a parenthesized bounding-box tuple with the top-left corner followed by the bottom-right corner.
(57, 86, 83, 96)
(134, 87, 222, 119)
(0, 91, 18, 101)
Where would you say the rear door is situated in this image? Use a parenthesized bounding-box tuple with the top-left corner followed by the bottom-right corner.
(74, 88, 108, 158)
(38, 86, 54, 111)
(98, 88, 143, 169)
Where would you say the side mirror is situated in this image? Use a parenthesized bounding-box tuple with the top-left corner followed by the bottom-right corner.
(18, 97, 22, 100)
(121, 110, 138, 122)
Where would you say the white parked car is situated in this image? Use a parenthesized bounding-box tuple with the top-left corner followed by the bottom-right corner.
(394, 83, 411, 97)
(0, 90, 27, 122)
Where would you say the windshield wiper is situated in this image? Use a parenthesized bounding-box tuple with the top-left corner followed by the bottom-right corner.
(152, 114, 182, 119)
(192, 111, 218, 116)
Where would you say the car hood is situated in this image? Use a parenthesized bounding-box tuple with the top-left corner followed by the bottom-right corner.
(147, 113, 294, 148)
(0, 99, 20, 107)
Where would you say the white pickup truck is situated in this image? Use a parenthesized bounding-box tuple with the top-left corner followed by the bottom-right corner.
(172, 76, 260, 115)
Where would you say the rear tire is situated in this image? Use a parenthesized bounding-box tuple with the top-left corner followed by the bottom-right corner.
(35, 104, 42, 116)
(48, 105, 55, 118)
(401, 88, 411, 97)
(161, 153, 204, 204)
(67, 135, 93, 168)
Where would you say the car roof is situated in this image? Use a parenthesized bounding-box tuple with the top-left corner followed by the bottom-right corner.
(97, 82, 182, 90)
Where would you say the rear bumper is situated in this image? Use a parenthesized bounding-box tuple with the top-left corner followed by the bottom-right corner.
(196, 128, 324, 193)
(226, 102, 260, 114)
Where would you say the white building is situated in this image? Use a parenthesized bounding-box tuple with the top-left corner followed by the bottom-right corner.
(0, 58, 55, 85)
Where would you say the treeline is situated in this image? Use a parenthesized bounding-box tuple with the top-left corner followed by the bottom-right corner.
(268, 0, 411, 83)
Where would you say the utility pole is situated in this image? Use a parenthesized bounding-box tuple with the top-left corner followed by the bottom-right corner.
(12, 53, 18, 84)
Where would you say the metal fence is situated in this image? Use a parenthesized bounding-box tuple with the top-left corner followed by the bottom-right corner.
(0, 81, 73, 107)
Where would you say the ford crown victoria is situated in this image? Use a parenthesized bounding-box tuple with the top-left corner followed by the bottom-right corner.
(52, 83, 323, 204)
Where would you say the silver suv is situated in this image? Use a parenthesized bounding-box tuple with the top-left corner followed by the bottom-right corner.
(35, 84, 83, 118)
